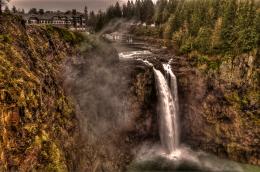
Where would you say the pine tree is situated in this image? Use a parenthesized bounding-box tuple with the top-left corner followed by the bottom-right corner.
(122, 4, 128, 18)
(211, 17, 223, 52)
(194, 27, 212, 53)
(154, 0, 168, 25)
(163, 14, 175, 39)
(11, 5, 16, 13)
(0, 0, 10, 14)
(256, 9, 260, 45)
(220, 0, 237, 53)
(134, 0, 142, 20)
(88, 11, 97, 29)
(95, 10, 105, 31)
(38, 9, 44, 15)
(235, 0, 257, 53)
(114, 2, 122, 18)
(4, 5, 9, 13)
(84, 6, 88, 21)
(140, 0, 155, 24)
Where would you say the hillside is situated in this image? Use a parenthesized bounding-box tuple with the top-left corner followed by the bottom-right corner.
(0, 14, 83, 171)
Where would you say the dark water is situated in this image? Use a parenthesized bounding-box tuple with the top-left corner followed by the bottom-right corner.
(127, 145, 260, 172)
(116, 40, 260, 172)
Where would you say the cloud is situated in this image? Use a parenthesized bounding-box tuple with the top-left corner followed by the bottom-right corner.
(10, 0, 125, 12)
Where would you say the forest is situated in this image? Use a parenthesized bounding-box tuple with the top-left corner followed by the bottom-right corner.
(89, 0, 260, 55)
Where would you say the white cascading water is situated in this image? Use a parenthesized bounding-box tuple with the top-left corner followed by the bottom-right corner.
(154, 68, 177, 154)
(137, 58, 179, 154)
(162, 62, 179, 147)
(154, 64, 179, 154)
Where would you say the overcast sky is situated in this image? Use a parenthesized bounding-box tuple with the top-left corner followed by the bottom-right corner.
(9, 0, 127, 12)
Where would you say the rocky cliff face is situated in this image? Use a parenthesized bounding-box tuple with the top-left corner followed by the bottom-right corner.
(63, 42, 158, 171)
(1, 14, 258, 171)
(174, 51, 259, 165)
(0, 15, 159, 172)
(0, 15, 82, 171)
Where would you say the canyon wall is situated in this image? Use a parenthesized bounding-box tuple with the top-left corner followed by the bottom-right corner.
(175, 51, 259, 165)
(0, 14, 82, 171)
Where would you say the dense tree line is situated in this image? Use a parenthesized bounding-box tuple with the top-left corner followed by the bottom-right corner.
(88, 0, 259, 55)
(140, 0, 259, 55)
(87, 0, 155, 31)
(159, 0, 259, 54)
(1, 0, 259, 55)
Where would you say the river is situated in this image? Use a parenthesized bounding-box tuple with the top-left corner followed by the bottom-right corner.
(110, 34, 260, 172)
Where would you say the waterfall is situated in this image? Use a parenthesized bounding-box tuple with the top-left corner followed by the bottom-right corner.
(139, 59, 179, 154)
(154, 66, 179, 154)
(162, 63, 179, 147)
(163, 63, 179, 115)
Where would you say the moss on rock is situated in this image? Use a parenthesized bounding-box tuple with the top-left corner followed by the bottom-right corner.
(0, 15, 81, 171)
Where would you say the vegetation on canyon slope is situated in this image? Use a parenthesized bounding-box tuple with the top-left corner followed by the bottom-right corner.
(0, 14, 85, 171)
(0, 0, 259, 170)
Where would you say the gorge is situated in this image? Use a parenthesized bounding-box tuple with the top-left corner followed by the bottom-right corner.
(0, 13, 259, 172)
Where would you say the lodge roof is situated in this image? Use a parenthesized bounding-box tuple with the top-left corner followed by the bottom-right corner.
(22, 13, 85, 21)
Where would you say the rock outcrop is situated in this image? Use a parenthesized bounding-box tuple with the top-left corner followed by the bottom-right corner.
(174, 51, 259, 165)
(63, 42, 158, 171)
(0, 14, 82, 171)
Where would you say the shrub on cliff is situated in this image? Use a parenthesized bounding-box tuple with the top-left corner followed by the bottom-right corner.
(0, 15, 82, 171)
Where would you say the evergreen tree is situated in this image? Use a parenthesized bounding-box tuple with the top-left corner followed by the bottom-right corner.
(114, 1, 122, 18)
(4, 5, 9, 13)
(84, 6, 88, 21)
(134, 0, 142, 20)
(167, 0, 179, 13)
(235, 0, 257, 52)
(220, 0, 237, 53)
(154, 0, 168, 25)
(28, 8, 37, 14)
(88, 11, 97, 29)
(122, 4, 128, 18)
(256, 9, 260, 45)
(11, 5, 16, 13)
(140, 0, 155, 24)
(0, 0, 10, 14)
(211, 17, 223, 52)
(194, 27, 212, 53)
(163, 14, 175, 39)
(95, 10, 105, 31)
(38, 8, 44, 15)
(126, 0, 134, 18)
(72, 9, 77, 15)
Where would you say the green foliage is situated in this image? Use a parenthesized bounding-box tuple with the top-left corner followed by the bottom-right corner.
(0, 15, 78, 171)
(194, 27, 212, 53)
(45, 25, 84, 44)
(180, 36, 194, 54)
(131, 25, 162, 38)
(256, 10, 260, 45)
(0, 34, 12, 43)
(154, 0, 259, 55)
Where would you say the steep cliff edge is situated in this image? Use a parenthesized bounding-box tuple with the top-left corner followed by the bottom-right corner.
(175, 51, 259, 165)
(0, 15, 158, 172)
(63, 43, 158, 171)
(0, 15, 83, 171)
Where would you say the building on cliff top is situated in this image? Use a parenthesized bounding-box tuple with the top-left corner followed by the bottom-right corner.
(21, 13, 88, 31)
